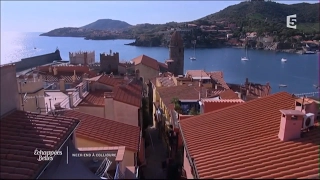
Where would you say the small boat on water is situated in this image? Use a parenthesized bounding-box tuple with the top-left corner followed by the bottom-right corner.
(190, 40, 197, 61)
(279, 84, 287, 88)
(305, 51, 315, 54)
(241, 57, 249, 61)
(241, 44, 249, 61)
(281, 58, 287, 62)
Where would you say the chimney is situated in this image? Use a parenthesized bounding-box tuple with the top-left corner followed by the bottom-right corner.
(104, 92, 115, 120)
(49, 66, 52, 73)
(278, 110, 305, 141)
(59, 79, 65, 92)
(53, 67, 58, 75)
(110, 49, 112, 55)
(68, 92, 74, 108)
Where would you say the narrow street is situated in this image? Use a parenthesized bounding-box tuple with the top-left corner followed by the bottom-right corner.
(142, 126, 167, 179)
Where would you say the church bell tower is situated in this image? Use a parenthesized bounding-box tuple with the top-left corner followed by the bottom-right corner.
(168, 31, 184, 76)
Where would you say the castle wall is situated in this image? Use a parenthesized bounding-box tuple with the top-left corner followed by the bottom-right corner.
(100, 51, 120, 74)
(69, 51, 95, 65)
(15, 50, 62, 72)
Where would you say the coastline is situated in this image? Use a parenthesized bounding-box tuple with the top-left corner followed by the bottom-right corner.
(40, 34, 318, 55)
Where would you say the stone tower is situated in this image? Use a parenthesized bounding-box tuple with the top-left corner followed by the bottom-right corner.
(168, 31, 184, 76)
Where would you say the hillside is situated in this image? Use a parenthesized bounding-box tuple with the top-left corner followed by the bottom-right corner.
(40, 19, 133, 37)
(40, 1, 320, 48)
(81, 19, 132, 30)
(195, 1, 319, 33)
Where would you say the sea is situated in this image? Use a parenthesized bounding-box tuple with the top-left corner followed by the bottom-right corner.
(1, 32, 319, 94)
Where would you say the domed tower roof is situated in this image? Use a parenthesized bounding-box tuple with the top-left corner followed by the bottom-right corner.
(169, 31, 183, 47)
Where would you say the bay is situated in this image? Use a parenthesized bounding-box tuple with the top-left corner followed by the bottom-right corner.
(1, 32, 319, 94)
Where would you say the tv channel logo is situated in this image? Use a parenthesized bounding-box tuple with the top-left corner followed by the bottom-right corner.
(286, 14, 297, 29)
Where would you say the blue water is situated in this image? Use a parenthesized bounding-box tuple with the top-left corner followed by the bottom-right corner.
(1, 32, 319, 94)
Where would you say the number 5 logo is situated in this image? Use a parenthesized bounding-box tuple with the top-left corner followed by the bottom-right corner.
(287, 14, 297, 29)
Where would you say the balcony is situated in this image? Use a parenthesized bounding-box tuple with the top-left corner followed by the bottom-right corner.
(172, 98, 200, 115)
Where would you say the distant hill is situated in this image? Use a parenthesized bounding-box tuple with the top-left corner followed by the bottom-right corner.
(194, 1, 319, 33)
(81, 19, 132, 30)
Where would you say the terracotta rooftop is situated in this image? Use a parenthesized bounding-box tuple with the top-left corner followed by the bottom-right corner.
(207, 71, 230, 90)
(60, 110, 140, 152)
(131, 55, 160, 71)
(149, 72, 174, 85)
(218, 89, 240, 99)
(228, 80, 272, 101)
(157, 84, 221, 110)
(113, 80, 142, 107)
(202, 99, 244, 113)
(186, 70, 210, 79)
(180, 92, 320, 179)
(41, 73, 82, 83)
(97, 75, 123, 87)
(78, 90, 105, 107)
(0, 110, 79, 179)
(157, 76, 176, 87)
(81, 76, 142, 107)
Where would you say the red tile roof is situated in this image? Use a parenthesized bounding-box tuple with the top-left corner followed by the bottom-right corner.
(97, 75, 123, 87)
(131, 55, 160, 71)
(157, 77, 176, 87)
(0, 110, 79, 179)
(41, 73, 82, 83)
(81, 75, 143, 107)
(218, 89, 240, 99)
(207, 71, 230, 89)
(157, 84, 207, 110)
(228, 81, 272, 101)
(157, 84, 225, 110)
(186, 70, 210, 79)
(202, 99, 244, 113)
(78, 90, 105, 107)
(180, 92, 320, 179)
(60, 110, 140, 151)
(113, 81, 142, 107)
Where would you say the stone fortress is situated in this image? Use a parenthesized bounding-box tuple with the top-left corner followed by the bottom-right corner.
(69, 51, 95, 65)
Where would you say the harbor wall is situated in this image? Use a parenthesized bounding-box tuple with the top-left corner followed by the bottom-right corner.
(15, 49, 62, 72)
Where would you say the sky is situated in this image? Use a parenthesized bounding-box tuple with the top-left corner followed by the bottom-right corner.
(1, 1, 317, 32)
